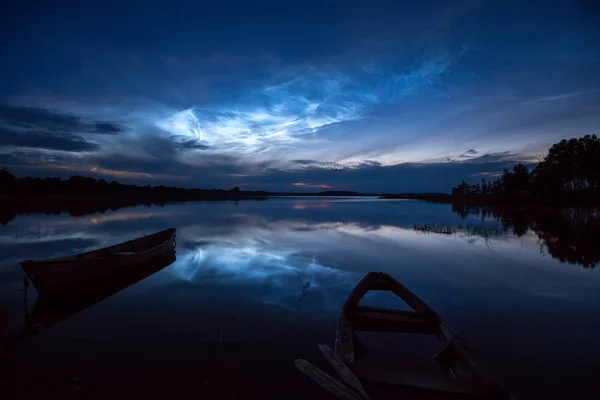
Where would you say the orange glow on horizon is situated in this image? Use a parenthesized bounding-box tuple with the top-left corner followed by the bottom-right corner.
(292, 182, 332, 189)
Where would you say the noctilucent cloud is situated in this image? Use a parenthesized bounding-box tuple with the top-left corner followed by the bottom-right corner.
(1, 0, 599, 192)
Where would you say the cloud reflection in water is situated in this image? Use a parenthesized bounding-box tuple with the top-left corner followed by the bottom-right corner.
(171, 234, 358, 313)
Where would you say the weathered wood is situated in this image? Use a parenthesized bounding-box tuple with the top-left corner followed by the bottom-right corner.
(318, 344, 372, 400)
(350, 306, 439, 334)
(294, 359, 364, 400)
(335, 273, 374, 365)
(344, 272, 438, 317)
(441, 338, 514, 398)
(355, 362, 487, 397)
(20, 228, 176, 293)
(335, 323, 356, 365)
(433, 342, 476, 382)
(344, 273, 374, 307)
(331, 271, 516, 400)
(438, 320, 459, 343)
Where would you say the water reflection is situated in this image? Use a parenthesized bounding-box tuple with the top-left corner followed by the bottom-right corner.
(1, 249, 176, 351)
(0, 199, 600, 399)
(0, 197, 174, 227)
(292, 201, 331, 209)
(452, 205, 600, 268)
(172, 240, 354, 313)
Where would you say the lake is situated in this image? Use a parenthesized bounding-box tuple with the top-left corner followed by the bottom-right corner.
(1, 197, 599, 399)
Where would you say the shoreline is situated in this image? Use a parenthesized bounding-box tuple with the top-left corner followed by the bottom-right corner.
(380, 191, 600, 206)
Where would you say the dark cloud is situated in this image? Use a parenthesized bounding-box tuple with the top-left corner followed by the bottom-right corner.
(0, 148, 535, 193)
(465, 149, 478, 155)
(179, 140, 210, 150)
(0, 105, 124, 135)
(0, 128, 100, 152)
(169, 136, 210, 150)
(355, 160, 382, 168)
(0, 151, 63, 166)
(0, 105, 126, 153)
(88, 147, 245, 182)
(245, 156, 536, 193)
(137, 136, 179, 159)
(92, 122, 124, 134)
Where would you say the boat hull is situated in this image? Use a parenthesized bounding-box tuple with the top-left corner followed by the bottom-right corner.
(20, 228, 176, 294)
(333, 271, 515, 399)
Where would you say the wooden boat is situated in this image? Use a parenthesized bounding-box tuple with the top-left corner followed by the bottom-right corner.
(20, 228, 176, 294)
(296, 271, 515, 400)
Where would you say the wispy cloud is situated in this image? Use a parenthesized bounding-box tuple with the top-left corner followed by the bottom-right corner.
(292, 160, 348, 170)
(473, 171, 504, 177)
(149, 48, 467, 159)
(2, 42, 471, 173)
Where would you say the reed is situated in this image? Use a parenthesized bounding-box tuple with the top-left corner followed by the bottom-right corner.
(414, 222, 508, 240)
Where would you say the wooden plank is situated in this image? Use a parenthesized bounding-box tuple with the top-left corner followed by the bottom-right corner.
(362, 276, 393, 291)
(355, 362, 488, 397)
(335, 273, 380, 365)
(335, 272, 516, 400)
(350, 306, 439, 334)
(437, 320, 459, 343)
(294, 359, 364, 400)
(318, 344, 372, 400)
(344, 273, 375, 307)
(335, 323, 356, 365)
(433, 340, 476, 382)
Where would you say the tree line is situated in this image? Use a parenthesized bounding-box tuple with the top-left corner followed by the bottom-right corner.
(452, 135, 600, 196)
(0, 168, 264, 197)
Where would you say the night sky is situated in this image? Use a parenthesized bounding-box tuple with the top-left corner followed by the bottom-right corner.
(1, 0, 599, 192)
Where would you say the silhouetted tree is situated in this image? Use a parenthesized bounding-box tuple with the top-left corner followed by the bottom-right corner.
(0, 167, 16, 194)
(532, 134, 600, 192)
(452, 180, 471, 195)
(453, 135, 600, 198)
(0, 168, 266, 199)
(512, 163, 530, 192)
(481, 178, 488, 194)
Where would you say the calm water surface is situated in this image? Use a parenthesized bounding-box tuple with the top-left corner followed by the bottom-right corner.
(1, 198, 599, 399)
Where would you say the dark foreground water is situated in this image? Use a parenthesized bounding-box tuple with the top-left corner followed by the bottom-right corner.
(1, 198, 599, 399)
